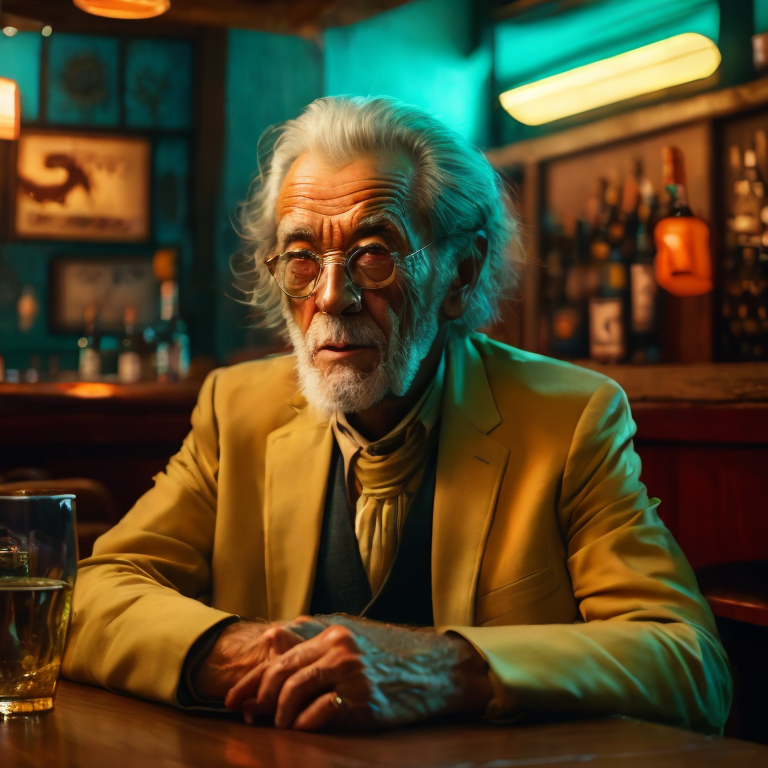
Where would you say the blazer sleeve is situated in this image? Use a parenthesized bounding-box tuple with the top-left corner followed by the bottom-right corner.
(446, 380, 732, 734)
(61, 369, 237, 705)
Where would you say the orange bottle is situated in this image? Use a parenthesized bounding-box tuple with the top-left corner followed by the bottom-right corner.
(653, 147, 713, 297)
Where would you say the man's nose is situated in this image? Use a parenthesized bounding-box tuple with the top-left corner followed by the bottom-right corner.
(313, 263, 362, 315)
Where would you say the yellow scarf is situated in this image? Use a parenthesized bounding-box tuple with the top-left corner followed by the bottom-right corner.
(332, 356, 444, 594)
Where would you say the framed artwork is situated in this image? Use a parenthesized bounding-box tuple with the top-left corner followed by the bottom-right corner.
(14, 131, 151, 242)
(125, 39, 193, 131)
(49, 256, 158, 334)
(46, 34, 120, 127)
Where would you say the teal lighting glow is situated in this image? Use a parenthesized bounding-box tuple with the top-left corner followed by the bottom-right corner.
(324, 0, 491, 147)
(0, 31, 42, 121)
(495, 0, 720, 97)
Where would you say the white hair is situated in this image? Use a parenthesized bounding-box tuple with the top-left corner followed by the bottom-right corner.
(235, 95, 521, 333)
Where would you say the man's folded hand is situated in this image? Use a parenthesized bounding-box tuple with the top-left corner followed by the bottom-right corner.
(192, 617, 326, 700)
(224, 615, 493, 730)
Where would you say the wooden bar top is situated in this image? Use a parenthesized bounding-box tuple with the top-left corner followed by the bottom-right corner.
(1, 681, 766, 768)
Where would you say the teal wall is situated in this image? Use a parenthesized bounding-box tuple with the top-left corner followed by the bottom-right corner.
(214, 30, 323, 364)
(324, 0, 492, 148)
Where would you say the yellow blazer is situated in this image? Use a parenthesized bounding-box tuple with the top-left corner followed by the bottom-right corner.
(62, 332, 730, 732)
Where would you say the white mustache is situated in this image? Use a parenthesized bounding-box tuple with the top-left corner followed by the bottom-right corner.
(306, 314, 386, 355)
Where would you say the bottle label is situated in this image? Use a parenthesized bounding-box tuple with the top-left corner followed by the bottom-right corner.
(589, 298, 625, 362)
(78, 348, 101, 381)
(630, 263, 657, 333)
(118, 352, 142, 384)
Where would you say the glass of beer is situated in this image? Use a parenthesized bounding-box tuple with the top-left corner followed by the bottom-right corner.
(0, 491, 77, 716)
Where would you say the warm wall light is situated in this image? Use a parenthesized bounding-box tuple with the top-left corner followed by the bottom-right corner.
(72, 0, 170, 20)
(0, 77, 20, 140)
(499, 33, 721, 125)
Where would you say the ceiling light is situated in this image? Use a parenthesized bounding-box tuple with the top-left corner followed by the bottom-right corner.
(0, 78, 20, 141)
(72, 0, 170, 20)
(499, 33, 721, 126)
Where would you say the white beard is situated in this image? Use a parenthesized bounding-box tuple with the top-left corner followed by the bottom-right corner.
(283, 301, 440, 417)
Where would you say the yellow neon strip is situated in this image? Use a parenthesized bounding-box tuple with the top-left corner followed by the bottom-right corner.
(499, 33, 721, 125)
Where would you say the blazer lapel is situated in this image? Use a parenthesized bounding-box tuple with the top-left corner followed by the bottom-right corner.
(264, 402, 333, 621)
(432, 333, 510, 627)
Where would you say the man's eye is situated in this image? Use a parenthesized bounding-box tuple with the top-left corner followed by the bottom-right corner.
(285, 252, 319, 277)
(350, 246, 395, 282)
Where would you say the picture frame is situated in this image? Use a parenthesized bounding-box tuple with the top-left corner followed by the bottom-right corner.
(13, 131, 151, 242)
(49, 256, 158, 334)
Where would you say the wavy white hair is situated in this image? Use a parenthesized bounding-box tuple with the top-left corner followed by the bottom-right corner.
(235, 96, 521, 333)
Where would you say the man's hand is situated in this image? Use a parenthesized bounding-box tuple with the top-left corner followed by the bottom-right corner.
(224, 615, 493, 730)
(193, 618, 326, 700)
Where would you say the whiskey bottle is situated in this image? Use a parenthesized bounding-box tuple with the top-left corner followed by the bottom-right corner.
(630, 173, 660, 363)
(155, 280, 190, 383)
(117, 306, 143, 384)
(589, 260, 628, 363)
(77, 305, 101, 381)
(654, 146, 712, 297)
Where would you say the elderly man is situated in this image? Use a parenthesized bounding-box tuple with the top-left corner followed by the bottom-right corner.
(62, 96, 730, 734)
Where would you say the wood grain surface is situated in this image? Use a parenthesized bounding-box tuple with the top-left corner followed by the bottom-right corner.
(1, 681, 767, 768)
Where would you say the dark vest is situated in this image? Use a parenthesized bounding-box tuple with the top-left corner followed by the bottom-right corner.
(309, 442, 437, 626)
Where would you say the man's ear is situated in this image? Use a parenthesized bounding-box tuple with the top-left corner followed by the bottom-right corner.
(441, 233, 488, 320)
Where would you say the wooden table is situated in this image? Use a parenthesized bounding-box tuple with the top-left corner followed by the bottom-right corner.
(1, 681, 767, 767)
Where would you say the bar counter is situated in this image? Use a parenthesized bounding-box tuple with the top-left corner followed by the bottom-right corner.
(1, 680, 767, 767)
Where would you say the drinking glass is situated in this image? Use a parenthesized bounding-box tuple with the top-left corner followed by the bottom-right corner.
(0, 491, 78, 715)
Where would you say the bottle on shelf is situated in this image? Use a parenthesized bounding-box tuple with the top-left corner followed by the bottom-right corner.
(653, 146, 713, 298)
(151, 247, 191, 383)
(118, 306, 143, 384)
(732, 148, 763, 239)
(547, 214, 588, 359)
(589, 259, 628, 364)
(604, 171, 626, 258)
(630, 170, 660, 363)
(78, 304, 102, 382)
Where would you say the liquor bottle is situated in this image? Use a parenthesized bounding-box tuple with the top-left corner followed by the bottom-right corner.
(620, 160, 642, 263)
(548, 214, 588, 358)
(78, 304, 101, 381)
(630, 173, 660, 363)
(155, 280, 190, 383)
(604, 171, 626, 256)
(732, 148, 763, 239)
(653, 146, 712, 297)
(589, 260, 628, 363)
(588, 178, 610, 263)
(118, 306, 143, 384)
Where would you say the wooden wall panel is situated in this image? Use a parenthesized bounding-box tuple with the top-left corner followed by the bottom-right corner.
(637, 441, 768, 569)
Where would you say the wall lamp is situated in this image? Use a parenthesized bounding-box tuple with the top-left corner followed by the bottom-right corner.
(0, 77, 20, 140)
(499, 33, 721, 126)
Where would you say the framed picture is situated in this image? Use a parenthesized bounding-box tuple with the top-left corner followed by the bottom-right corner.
(49, 256, 158, 334)
(14, 131, 151, 242)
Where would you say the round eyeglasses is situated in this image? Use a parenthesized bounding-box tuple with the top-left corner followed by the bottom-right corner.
(265, 232, 478, 300)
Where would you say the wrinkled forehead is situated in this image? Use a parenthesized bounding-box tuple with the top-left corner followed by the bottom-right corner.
(275, 150, 420, 243)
